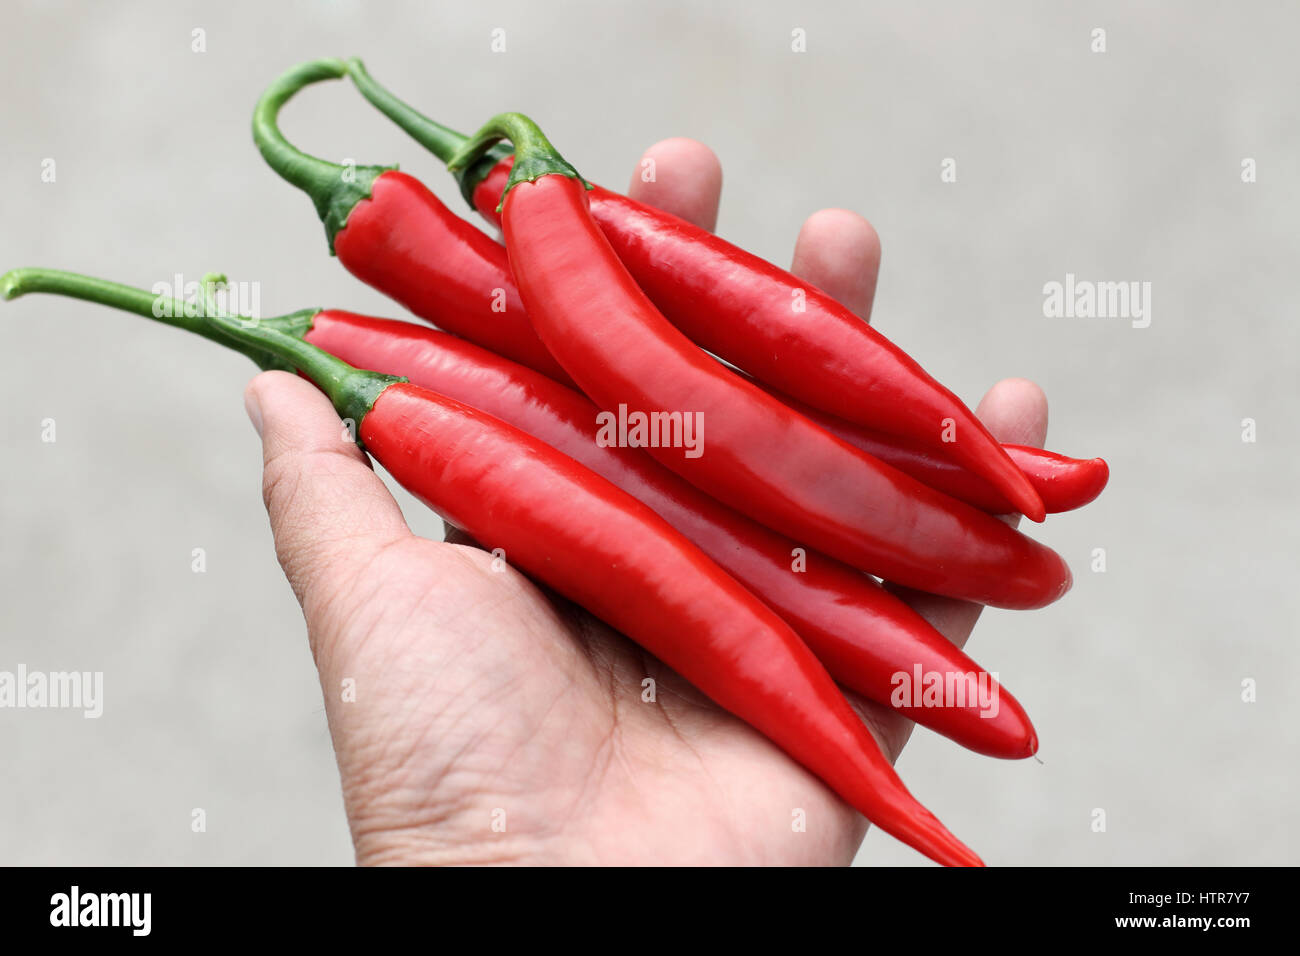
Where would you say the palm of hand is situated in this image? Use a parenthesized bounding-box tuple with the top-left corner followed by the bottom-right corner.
(312, 534, 862, 865)
(246, 141, 1046, 865)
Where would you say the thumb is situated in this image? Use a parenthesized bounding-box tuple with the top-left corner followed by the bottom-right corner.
(243, 370, 412, 621)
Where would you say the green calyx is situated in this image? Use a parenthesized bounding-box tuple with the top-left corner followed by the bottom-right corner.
(0, 266, 315, 372)
(202, 304, 404, 435)
(447, 112, 590, 211)
(252, 58, 397, 253)
(344, 57, 512, 209)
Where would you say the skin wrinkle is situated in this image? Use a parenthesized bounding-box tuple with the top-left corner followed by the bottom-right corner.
(402, 632, 562, 759)
(350, 782, 541, 866)
(345, 738, 495, 848)
(425, 548, 541, 640)
(324, 622, 504, 814)
(352, 727, 553, 862)
(639, 654, 719, 720)
(343, 581, 590, 851)
(256, 433, 536, 859)
(546, 623, 666, 841)
(581, 718, 631, 827)
(367, 699, 490, 800)
(322, 539, 556, 689)
(359, 617, 521, 761)
(569, 624, 700, 832)
(675, 751, 759, 863)
(553, 638, 694, 837)
(303, 566, 406, 673)
(468, 624, 619, 833)
(267, 503, 408, 618)
(637, 655, 721, 786)
(359, 838, 536, 867)
(330, 544, 459, 659)
(260, 445, 366, 523)
(513, 710, 608, 840)
(451, 545, 609, 660)
(558, 598, 607, 662)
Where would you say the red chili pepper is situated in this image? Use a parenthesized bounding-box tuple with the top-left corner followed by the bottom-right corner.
(248, 63, 1070, 607)
(268, 62, 1102, 522)
(444, 165, 1114, 518)
(752, 381, 1111, 515)
(446, 113, 1071, 609)
(251, 59, 573, 386)
(330, 151, 1106, 520)
(307, 311, 1039, 758)
(842, 429, 1109, 515)
(346, 58, 1049, 523)
(329, 164, 1107, 519)
(0, 266, 985, 866)
(0, 267, 1038, 759)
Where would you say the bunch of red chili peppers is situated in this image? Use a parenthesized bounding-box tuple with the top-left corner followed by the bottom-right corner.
(1, 58, 1108, 867)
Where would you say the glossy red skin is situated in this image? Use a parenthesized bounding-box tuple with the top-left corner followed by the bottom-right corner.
(476, 165, 1109, 519)
(334, 170, 574, 386)
(847, 433, 1109, 514)
(306, 309, 1037, 758)
(358, 381, 982, 866)
(474, 160, 1046, 522)
(755, 381, 1111, 515)
(497, 175, 1071, 609)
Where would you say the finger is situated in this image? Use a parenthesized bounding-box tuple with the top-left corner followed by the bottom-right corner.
(626, 138, 723, 232)
(887, 378, 1050, 647)
(243, 371, 412, 611)
(972, 377, 1048, 450)
(790, 209, 881, 321)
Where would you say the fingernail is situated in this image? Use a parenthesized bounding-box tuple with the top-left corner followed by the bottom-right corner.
(244, 390, 264, 437)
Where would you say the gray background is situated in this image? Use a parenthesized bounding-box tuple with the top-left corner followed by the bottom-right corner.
(1, 0, 1295, 866)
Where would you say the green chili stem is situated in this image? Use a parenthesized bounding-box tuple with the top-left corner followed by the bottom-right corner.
(344, 57, 512, 207)
(0, 267, 312, 372)
(446, 112, 588, 210)
(2, 265, 402, 438)
(202, 308, 403, 431)
(252, 58, 396, 251)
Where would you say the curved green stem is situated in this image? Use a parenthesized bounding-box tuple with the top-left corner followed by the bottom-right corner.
(344, 57, 512, 208)
(203, 308, 403, 432)
(447, 112, 589, 210)
(0, 266, 401, 440)
(252, 58, 396, 252)
(0, 267, 314, 373)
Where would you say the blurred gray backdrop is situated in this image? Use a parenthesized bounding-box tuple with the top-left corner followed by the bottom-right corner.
(1, 0, 1295, 866)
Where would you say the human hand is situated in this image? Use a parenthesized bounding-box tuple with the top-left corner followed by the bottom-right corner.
(240, 140, 1049, 865)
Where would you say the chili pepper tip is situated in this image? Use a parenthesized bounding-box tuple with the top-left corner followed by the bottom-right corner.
(1082, 458, 1110, 504)
(914, 818, 985, 867)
